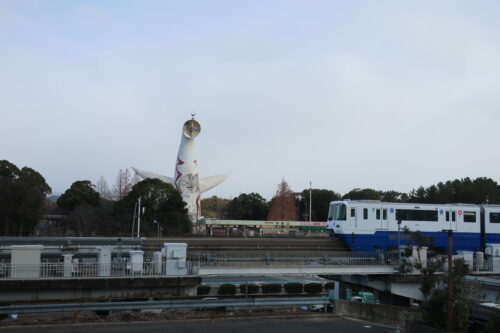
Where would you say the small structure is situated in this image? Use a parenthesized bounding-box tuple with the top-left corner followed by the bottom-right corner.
(162, 243, 188, 276)
(10, 245, 43, 278)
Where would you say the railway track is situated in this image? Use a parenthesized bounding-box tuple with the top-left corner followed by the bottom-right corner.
(144, 237, 348, 253)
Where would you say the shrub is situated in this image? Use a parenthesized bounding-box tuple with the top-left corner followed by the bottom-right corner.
(218, 284, 237, 295)
(324, 282, 335, 290)
(487, 308, 500, 333)
(261, 283, 282, 294)
(197, 285, 211, 295)
(304, 283, 323, 295)
(239, 284, 259, 294)
(284, 283, 303, 294)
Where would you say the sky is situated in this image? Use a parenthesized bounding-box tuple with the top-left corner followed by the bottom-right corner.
(1, 0, 500, 200)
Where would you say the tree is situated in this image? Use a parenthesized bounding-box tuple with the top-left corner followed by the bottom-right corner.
(267, 179, 299, 221)
(297, 189, 341, 221)
(420, 258, 475, 331)
(407, 177, 500, 204)
(0, 160, 51, 236)
(115, 179, 192, 236)
(342, 188, 381, 200)
(400, 227, 478, 331)
(380, 190, 407, 202)
(57, 181, 101, 236)
(96, 176, 112, 200)
(201, 196, 230, 218)
(114, 168, 134, 200)
(57, 180, 100, 211)
(225, 193, 268, 220)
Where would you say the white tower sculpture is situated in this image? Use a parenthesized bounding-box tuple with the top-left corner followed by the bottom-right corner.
(132, 115, 230, 222)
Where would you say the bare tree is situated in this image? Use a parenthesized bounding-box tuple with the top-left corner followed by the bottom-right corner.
(267, 178, 299, 221)
(114, 169, 133, 200)
(96, 176, 112, 200)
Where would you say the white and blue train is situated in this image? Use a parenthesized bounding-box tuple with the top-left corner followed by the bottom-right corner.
(326, 200, 500, 253)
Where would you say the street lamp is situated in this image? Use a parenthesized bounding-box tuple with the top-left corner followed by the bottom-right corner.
(153, 220, 162, 238)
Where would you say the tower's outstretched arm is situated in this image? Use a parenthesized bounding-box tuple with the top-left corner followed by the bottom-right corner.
(199, 172, 231, 193)
(132, 167, 174, 185)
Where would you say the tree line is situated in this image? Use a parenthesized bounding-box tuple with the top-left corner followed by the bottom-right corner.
(0, 160, 191, 237)
(2, 158, 500, 236)
(204, 177, 500, 221)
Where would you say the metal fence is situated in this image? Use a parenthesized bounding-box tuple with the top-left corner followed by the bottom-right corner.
(0, 261, 198, 279)
(188, 251, 395, 267)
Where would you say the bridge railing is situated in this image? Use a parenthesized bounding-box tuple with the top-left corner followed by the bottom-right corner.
(0, 261, 198, 280)
(188, 251, 396, 267)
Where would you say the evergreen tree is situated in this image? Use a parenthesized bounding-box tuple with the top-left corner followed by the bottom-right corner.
(0, 160, 51, 236)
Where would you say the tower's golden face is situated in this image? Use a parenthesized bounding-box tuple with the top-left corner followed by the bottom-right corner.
(182, 119, 201, 139)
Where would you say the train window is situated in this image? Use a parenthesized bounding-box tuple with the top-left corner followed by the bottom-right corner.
(383, 209, 387, 220)
(363, 208, 368, 220)
(376, 209, 380, 219)
(332, 204, 346, 221)
(350, 208, 356, 217)
(395, 209, 438, 222)
(327, 206, 334, 221)
(464, 211, 476, 223)
(490, 212, 500, 223)
(452, 212, 456, 222)
(446, 212, 449, 221)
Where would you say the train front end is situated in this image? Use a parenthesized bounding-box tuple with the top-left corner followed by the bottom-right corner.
(327, 201, 350, 244)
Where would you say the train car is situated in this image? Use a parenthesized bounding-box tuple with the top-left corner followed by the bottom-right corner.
(482, 205, 500, 245)
(327, 200, 482, 253)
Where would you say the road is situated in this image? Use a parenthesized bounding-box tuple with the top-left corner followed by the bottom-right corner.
(0, 317, 396, 333)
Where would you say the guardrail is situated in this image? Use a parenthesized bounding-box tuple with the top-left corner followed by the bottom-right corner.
(0, 297, 330, 315)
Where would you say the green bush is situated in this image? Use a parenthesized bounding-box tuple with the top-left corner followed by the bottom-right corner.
(284, 283, 303, 294)
(261, 283, 282, 294)
(239, 284, 259, 294)
(304, 283, 323, 295)
(324, 282, 335, 290)
(218, 284, 237, 295)
(197, 285, 211, 295)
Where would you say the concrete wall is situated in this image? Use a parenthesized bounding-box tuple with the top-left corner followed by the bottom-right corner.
(0, 277, 201, 303)
(335, 299, 421, 328)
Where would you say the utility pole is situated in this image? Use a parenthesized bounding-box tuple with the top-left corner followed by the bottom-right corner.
(447, 230, 454, 331)
(137, 196, 141, 238)
(309, 181, 312, 222)
(397, 220, 402, 265)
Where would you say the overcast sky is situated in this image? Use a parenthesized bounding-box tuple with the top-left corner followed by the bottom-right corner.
(1, 0, 500, 199)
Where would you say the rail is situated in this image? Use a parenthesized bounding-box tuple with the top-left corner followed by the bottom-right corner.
(0, 297, 330, 315)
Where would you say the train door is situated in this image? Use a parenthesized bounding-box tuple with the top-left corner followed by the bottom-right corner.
(376, 208, 388, 229)
(382, 208, 388, 229)
(349, 207, 357, 229)
(446, 209, 458, 231)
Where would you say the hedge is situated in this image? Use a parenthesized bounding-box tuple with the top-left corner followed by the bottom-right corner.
(239, 284, 259, 294)
(197, 285, 211, 295)
(284, 283, 303, 294)
(218, 284, 237, 295)
(304, 283, 323, 295)
(261, 283, 282, 294)
(324, 282, 335, 290)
